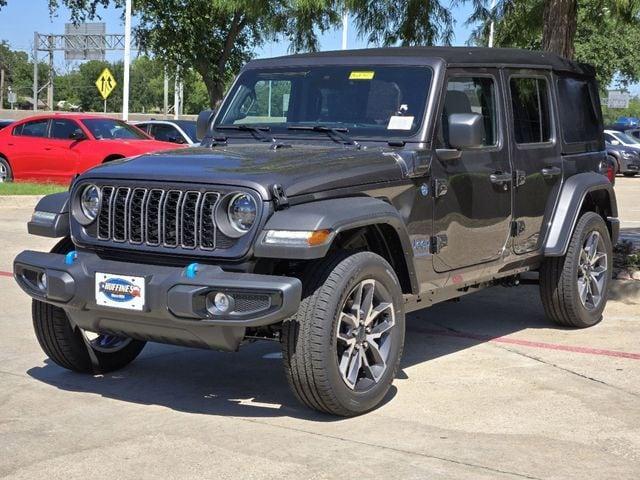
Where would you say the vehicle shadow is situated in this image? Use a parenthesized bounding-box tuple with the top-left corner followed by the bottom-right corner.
(27, 285, 556, 420)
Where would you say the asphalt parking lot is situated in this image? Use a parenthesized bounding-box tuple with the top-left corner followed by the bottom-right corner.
(1, 177, 639, 480)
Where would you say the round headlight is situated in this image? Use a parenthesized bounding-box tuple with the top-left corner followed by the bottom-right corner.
(227, 193, 257, 233)
(80, 184, 101, 222)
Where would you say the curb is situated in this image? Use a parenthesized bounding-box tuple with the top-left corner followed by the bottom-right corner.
(0, 195, 43, 209)
(609, 279, 640, 304)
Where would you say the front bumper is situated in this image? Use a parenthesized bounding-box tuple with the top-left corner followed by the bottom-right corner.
(14, 250, 301, 351)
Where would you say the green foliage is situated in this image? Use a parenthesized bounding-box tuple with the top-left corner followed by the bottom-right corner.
(0, 41, 51, 108)
(0, 181, 67, 195)
(466, 0, 640, 88)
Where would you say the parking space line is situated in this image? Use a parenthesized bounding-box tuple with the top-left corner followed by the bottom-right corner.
(419, 327, 640, 360)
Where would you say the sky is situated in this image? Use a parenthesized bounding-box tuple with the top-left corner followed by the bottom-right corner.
(0, 0, 476, 71)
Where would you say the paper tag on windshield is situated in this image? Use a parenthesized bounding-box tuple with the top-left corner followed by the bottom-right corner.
(349, 71, 375, 80)
(387, 116, 414, 130)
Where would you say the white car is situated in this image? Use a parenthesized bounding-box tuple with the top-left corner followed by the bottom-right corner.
(134, 120, 199, 146)
(604, 129, 640, 151)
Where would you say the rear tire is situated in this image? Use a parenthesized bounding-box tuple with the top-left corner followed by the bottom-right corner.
(539, 212, 612, 328)
(282, 251, 405, 416)
(0, 157, 13, 183)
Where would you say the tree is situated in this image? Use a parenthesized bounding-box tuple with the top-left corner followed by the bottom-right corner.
(1, 0, 461, 108)
(466, 0, 639, 59)
(466, 0, 640, 87)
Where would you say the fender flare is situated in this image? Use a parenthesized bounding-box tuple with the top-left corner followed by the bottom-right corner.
(27, 192, 70, 238)
(543, 172, 618, 256)
(254, 196, 419, 293)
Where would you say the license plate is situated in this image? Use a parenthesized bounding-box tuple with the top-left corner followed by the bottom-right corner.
(95, 272, 145, 311)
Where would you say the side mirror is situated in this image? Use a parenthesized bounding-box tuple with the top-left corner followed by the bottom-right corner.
(69, 130, 87, 141)
(196, 109, 215, 141)
(448, 113, 485, 150)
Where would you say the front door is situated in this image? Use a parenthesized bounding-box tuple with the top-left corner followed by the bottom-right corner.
(504, 70, 562, 254)
(431, 69, 512, 272)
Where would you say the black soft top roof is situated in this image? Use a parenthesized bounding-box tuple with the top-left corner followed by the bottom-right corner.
(245, 46, 594, 77)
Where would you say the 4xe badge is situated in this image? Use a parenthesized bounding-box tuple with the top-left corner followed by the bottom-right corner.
(95, 273, 145, 311)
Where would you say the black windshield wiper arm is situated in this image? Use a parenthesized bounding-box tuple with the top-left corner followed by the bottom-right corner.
(216, 124, 276, 143)
(288, 125, 360, 148)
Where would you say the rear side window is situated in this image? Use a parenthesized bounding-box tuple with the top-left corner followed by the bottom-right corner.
(50, 119, 81, 140)
(557, 76, 601, 144)
(14, 119, 49, 137)
(510, 77, 551, 144)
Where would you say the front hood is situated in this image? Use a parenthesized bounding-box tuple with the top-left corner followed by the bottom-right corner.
(81, 143, 412, 199)
(97, 139, 179, 151)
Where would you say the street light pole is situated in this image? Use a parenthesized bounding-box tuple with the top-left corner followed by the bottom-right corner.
(341, 10, 348, 50)
(122, 0, 132, 120)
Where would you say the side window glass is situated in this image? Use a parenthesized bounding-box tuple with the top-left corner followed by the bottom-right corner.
(441, 77, 497, 148)
(557, 76, 600, 143)
(510, 77, 551, 144)
(51, 119, 82, 140)
(15, 119, 48, 138)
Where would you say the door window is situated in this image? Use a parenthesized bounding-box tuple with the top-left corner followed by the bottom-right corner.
(14, 119, 49, 137)
(50, 119, 82, 140)
(440, 77, 497, 147)
(510, 77, 551, 144)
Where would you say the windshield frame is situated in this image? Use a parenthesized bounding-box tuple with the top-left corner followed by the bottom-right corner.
(213, 63, 435, 144)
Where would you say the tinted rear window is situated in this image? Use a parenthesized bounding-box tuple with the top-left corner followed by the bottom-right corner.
(557, 76, 601, 144)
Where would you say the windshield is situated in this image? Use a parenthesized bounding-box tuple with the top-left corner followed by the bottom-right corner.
(82, 119, 149, 140)
(215, 66, 432, 140)
(615, 131, 640, 145)
(177, 121, 198, 142)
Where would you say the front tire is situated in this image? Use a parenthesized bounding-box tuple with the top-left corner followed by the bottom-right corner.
(33, 300, 146, 373)
(539, 212, 612, 328)
(282, 251, 405, 416)
(31, 237, 146, 373)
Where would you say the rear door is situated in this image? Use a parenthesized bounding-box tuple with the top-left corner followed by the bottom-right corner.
(6, 118, 51, 181)
(431, 68, 513, 272)
(504, 70, 561, 254)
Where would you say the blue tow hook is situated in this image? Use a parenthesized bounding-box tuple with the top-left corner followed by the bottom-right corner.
(185, 263, 199, 279)
(65, 251, 78, 265)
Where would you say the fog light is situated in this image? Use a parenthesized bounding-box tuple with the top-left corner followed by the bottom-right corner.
(206, 292, 235, 315)
(215, 293, 231, 312)
(37, 272, 47, 291)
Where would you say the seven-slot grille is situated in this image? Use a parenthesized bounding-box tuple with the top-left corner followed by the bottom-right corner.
(95, 186, 221, 250)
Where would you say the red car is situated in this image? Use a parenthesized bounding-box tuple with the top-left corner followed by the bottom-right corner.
(0, 114, 180, 184)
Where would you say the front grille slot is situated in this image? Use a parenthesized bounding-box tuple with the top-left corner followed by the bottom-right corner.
(94, 185, 230, 252)
(112, 187, 131, 242)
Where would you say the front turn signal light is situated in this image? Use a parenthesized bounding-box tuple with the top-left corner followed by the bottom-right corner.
(263, 229, 332, 247)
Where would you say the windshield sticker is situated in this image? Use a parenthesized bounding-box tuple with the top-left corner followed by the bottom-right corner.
(387, 116, 414, 130)
(349, 71, 375, 80)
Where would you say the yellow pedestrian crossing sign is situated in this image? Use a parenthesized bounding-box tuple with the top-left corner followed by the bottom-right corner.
(95, 68, 117, 100)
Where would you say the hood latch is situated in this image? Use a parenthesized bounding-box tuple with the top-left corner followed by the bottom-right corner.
(270, 184, 289, 210)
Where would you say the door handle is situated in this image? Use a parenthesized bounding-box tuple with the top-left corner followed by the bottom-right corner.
(489, 172, 512, 184)
(541, 166, 561, 178)
(44, 147, 52, 151)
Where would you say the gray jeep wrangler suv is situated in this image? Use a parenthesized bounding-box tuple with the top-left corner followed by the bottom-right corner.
(14, 47, 618, 416)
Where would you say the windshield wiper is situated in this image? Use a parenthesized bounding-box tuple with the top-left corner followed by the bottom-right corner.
(288, 125, 360, 148)
(216, 124, 276, 143)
